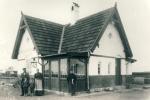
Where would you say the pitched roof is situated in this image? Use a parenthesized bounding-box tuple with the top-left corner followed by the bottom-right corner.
(25, 15, 63, 55)
(12, 6, 133, 59)
(12, 14, 63, 58)
(61, 7, 113, 53)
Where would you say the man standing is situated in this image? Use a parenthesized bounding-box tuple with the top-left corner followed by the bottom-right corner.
(20, 68, 30, 96)
(67, 70, 77, 96)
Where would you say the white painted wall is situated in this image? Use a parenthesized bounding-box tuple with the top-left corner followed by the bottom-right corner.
(89, 56, 115, 75)
(17, 29, 41, 75)
(18, 29, 37, 59)
(126, 62, 132, 75)
(92, 22, 125, 58)
(89, 22, 132, 76)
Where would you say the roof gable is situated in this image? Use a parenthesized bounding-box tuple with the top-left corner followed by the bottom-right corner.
(12, 14, 63, 59)
(25, 15, 63, 55)
(60, 6, 133, 58)
(12, 6, 133, 59)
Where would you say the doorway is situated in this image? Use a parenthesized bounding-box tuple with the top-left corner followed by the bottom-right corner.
(115, 58, 122, 85)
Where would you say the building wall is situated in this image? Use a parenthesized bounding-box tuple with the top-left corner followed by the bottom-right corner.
(89, 57, 115, 75)
(88, 22, 132, 89)
(89, 22, 132, 76)
(17, 29, 41, 75)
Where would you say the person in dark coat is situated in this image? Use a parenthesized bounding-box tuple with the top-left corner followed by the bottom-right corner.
(20, 68, 30, 96)
(34, 68, 44, 96)
(67, 70, 77, 96)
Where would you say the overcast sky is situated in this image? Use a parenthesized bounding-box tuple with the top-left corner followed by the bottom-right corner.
(0, 0, 150, 72)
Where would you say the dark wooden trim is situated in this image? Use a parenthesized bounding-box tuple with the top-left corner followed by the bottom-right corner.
(67, 58, 70, 92)
(90, 54, 126, 59)
(11, 14, 24, 59)
(49, 60, 51, 89)
(41, 52, 88, 59)
(115, 58, 122, 85)
(90, 8, 115, 52)
(67, 58, 70, 74)
(85, 58, 89, 91)
(41, 59, 45, 92)
(58, 59, 61, 91)
(114, 7, 133, 57)
(22, 14, 40, 54)
(19, 25, 27, 30)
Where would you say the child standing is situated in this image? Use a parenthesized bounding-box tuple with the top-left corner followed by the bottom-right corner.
(23, 78, 29, 96)
(29, 78, 35, 96)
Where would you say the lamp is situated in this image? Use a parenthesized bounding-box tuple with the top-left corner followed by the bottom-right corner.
(30, 58, 37, 68)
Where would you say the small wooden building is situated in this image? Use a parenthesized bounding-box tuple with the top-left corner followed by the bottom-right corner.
(12, 5, 135, 92)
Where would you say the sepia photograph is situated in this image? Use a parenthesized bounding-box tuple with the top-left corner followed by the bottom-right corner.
(0, 0, 150, 100)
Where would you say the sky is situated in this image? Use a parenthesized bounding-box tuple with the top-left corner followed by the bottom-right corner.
(0, 0, 150, 72)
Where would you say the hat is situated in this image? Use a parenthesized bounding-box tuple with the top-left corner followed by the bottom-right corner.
(23, 68, 26, 70)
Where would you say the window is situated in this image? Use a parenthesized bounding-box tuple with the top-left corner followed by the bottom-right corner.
(72, 6, 74, 11)
(51, 60, 59, 77)
(108, 62, 111, 74)
(70, 58, 86, 78)
(60, 59, 67, 78)
(98, 62, 101, 75)
(26, 37, 29, 42)
(108, 32, 112, 39)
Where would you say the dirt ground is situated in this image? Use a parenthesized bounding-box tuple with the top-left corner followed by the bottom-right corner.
(0, 84, 150, 100)
(1, 79, 150, 100)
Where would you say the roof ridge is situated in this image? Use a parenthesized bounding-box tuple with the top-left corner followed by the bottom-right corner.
(77, 7, 115, 23)
(22, 7, 114, 28)
(23, 14, 64, 27)
(58, 25, 67, 54)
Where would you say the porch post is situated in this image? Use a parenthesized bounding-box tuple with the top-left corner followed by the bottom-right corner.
(49, 60, 51, 89)
(86, 58, 90, 92)
(58, 59, 61, 91)
(67, 57, 70, 93)
(41, 59, 45, 93)
(67, 58, 71, 74)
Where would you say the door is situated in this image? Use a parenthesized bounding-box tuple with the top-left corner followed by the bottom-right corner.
(115, 58, 122, 85)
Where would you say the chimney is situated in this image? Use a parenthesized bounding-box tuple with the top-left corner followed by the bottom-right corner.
(70, 2, 80, 25)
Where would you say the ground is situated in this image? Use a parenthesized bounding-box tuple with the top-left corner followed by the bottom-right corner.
(0, 79, 150, 100)
(1, 83, 150, 100)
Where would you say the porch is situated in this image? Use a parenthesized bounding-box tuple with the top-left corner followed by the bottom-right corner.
(42, 52, 88, 93)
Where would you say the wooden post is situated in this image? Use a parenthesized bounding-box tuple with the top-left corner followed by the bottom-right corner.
(58, 59, 61, 91)
(67, 57, 70, 92)
(86, 57, 90, 92)
(67, 58, 70, 74)
(41, 59, 45, 93)
(49, 60, 51, 89)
